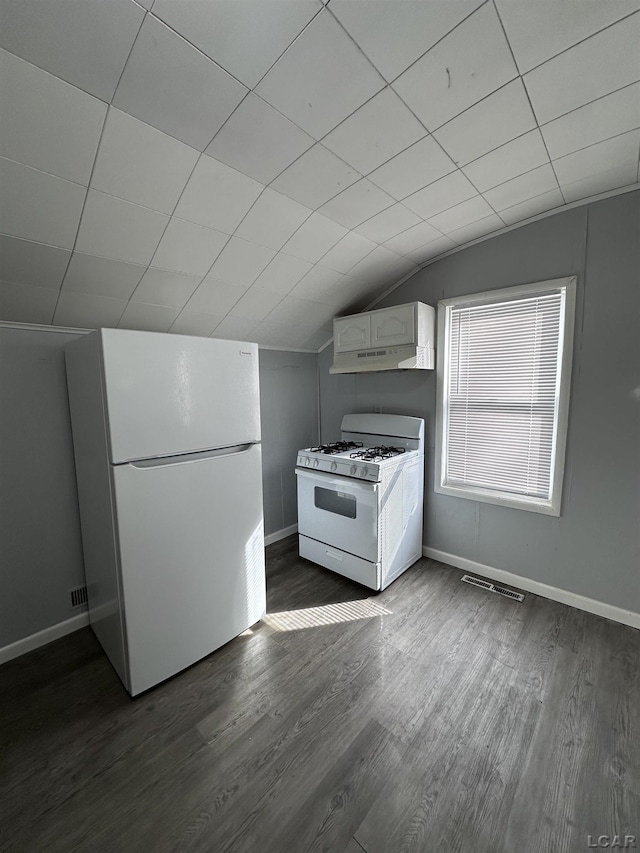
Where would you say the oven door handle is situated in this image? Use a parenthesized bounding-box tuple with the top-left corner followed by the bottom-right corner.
(295, 467, 378, 492)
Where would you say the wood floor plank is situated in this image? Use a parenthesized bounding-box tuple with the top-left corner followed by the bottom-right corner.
(1, 535, 638, 853)
(271, 719, 404, 853)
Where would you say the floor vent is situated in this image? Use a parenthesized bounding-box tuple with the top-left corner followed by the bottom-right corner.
(461, 575, 524, 602)
(70, 585, 88, 609)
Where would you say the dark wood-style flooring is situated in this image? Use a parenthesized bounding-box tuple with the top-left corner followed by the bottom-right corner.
(1, 536, 638, 853)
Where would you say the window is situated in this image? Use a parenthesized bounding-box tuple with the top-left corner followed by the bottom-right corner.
(435, 277, 576, 516)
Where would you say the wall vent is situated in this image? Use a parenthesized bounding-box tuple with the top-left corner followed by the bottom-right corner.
(70, 585, 88, 609)
(461, 575, 524, 602)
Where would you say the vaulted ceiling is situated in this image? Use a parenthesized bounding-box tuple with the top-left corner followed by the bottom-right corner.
(1, 0, 638, 350)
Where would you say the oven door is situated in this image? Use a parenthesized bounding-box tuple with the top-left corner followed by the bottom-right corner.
(296, 468, 379, 562)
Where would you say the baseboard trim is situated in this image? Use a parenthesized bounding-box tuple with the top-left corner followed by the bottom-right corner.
(0, 611, 90, 666)
(423, 547, 640, 630)
(264, 524, 298, 547)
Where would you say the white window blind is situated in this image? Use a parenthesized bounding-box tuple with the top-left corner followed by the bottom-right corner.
(436, 278, 576, 515)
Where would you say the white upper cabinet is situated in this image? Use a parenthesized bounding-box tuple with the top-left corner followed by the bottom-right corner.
(370, 303, 416, 348)
(334, 313, 371, 352)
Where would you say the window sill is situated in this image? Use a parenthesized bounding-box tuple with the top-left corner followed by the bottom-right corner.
(434, 482, 561, 516)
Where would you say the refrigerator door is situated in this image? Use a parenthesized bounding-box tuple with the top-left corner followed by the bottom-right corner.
(111, 442, 266, 696)
(100, 329, 261, 464)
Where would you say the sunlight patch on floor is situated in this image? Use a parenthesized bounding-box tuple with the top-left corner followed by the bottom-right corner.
(263, 599, 392, 631)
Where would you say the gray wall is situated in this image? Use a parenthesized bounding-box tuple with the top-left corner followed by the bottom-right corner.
(0, 328, 318, 649)
(0, 325, 86, 647)
(319, 190, 640, 614)
(259, 348, 319, 537)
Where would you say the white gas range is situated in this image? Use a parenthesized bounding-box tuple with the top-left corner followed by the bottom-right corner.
(295, 413, 425, 591)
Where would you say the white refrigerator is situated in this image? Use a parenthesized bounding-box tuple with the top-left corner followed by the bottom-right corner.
(65, 329, 266, 696)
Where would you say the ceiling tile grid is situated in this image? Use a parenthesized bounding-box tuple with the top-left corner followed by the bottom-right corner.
(0, 0, 638, 348)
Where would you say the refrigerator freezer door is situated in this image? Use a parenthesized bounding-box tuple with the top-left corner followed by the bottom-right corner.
(101, 330, 261, 464)
(111, 442, 265, 696)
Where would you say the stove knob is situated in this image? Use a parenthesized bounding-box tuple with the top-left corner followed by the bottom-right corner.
(305, 458, 311, 466)
(313, 459, 319, 468)
(350, 465, 357, 476)
(361, 466, 368, 478)
(330, 461, 338, 472)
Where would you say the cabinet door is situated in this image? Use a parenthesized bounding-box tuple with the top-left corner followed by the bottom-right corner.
(334, 314, 371, 352)
(370, 304, 416, 347)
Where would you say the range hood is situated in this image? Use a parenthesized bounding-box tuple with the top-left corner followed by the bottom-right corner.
(330, 302, 435, 374)
(330, 344, 434, 373)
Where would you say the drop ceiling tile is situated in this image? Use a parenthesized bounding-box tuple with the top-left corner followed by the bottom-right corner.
(383, 220, 444, 255)
(175, 156, 263, 234)
(318, 232, 377, 273)
(0, 158, 85, 249)
(150, 218, 228, 277)
(253, 253, 313, 295)
(347, 245, 410, 284)
(354, 203, 422, 243)
(119, 301, 180, 332)
(541, 83, 640, 160)
(130, 267, 202, 308)
(446, 213, 505, 246)
(281, 213, 348, 264)
(206, 94, 314, 185)
(0, 235, 70, 290)
(384, 222, 442, 255)
(403, 170, 476, 219)
(91, 108, 199, 214)
(235, 189, 312, 251)
(207, 237, 275, 290)
(367, 136, 457, 200)
(330, 0, 483, 82)
(524, 14, 640, 125)
(553, 131, 640, 186)
(0, 50, 106, 186)
(0, 0, 145, 101)
(496, 0, 640, 74)
(562, 163, 639, 203)
(75, 190, 168, 265)
(266, 294, 334, 327)
(393, 3, 518, 131)
(170, 311, 224, 337)
(255, 10, 384, 138)
(433, 79, 537, 166)
(483, 164, 560, 212)
(322, 88, 425, 175)
(0, 280, 57, 323)
(185, 278, 245, 315)
(211, 315, 259, 342)
(113, 16, 248, 151)
(318, 179, 394, 229)
(271, 144, 361, 209)
(250, 319, 291, 347)
(408, 235, 457, 263)
(152, 0, 320, 88)
(53, 291, 127, 329)
(228, 286, 284, 322)
(427, 195, 495, 233)
(462, 130, 550, 193)
(300, 323, 334, 351)
(289, 266, 344, 301)
(323, 276, 372, 311)
(499, 189, 565, 226)
(62, 253, 145, 299)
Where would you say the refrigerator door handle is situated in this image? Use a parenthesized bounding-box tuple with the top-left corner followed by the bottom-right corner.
(126, 443, 256, 469)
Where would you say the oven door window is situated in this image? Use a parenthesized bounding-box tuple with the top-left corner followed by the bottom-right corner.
(314, 486, 357, 519)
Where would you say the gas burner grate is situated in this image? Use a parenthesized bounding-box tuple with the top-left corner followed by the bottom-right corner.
(309, 441, 363, 455)
(350, 445, 407, 462)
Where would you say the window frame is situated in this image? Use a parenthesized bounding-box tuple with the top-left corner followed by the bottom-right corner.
(434, 276, 577, 516)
